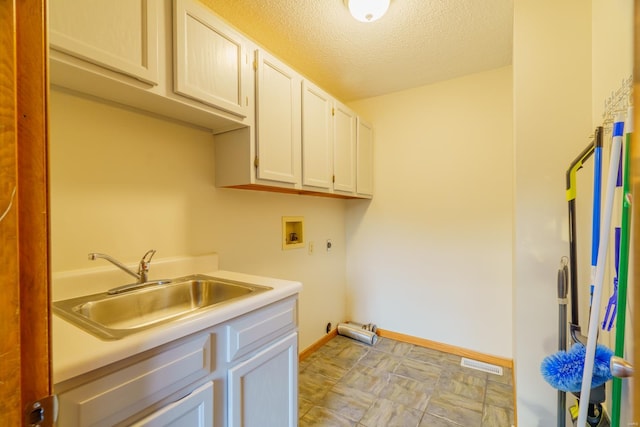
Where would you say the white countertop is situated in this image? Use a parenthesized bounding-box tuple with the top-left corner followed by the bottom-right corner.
(52, 269, 301, 384)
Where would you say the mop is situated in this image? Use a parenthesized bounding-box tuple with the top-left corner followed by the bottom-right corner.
(575, 114, 625, 427)
(609, 107, 633, 427)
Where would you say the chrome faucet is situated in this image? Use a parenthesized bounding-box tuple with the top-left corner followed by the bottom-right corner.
(88, 249, 156, 284)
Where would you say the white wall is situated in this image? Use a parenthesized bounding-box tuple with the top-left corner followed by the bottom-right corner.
(49, 89, 348, 351)
(592, 0, 633, 125)
(513, 1, 592, 425)
(512, 1, 633, 424)
(346, 66, 514, 358)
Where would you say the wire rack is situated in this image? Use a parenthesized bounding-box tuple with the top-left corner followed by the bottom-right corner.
(601, 75, 633, 131)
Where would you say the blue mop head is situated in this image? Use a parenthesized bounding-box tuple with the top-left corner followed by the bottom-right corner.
(540, 343, 613, 392)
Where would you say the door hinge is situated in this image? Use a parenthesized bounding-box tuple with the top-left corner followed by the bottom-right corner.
(254, 156, 259, 168)
(25, 395, 58, 427)
(332, 107, 335, 116)
(253, 60, 257, 71)
(332, 174, 336, 183)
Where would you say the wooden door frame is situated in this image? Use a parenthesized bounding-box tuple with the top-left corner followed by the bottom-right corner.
(17, 0, 51, 419)
(0, 0, 51, 425)
(0, 0, 23, 422)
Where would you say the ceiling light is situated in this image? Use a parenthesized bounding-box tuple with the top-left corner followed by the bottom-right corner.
(345, 0, 390, 23)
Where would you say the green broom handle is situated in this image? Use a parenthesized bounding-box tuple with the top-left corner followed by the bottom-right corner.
(611, 114, 632, 427)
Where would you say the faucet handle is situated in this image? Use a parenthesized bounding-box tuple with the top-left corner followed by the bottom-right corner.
(138, 249, 156, 282)
(140, 249, 156, 265)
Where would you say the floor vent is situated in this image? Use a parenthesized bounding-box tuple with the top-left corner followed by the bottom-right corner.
(460, 358, 503, 376)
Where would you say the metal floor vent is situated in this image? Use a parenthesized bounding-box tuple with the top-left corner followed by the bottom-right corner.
(460, 357, 503, 376)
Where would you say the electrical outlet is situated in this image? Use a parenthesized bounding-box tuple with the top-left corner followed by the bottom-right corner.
(326, 322, 332, 333)
(326, 239, 333, 252)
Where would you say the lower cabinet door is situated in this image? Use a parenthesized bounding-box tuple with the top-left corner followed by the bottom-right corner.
(228, 332, 298, 427)
(131, 381, 213, 427)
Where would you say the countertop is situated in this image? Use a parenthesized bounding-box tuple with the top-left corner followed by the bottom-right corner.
(52, 269, 302, 384)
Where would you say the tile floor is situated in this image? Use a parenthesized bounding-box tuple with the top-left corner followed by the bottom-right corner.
(298, 335, 514, 427)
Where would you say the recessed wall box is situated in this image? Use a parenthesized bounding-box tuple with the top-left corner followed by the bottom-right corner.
(282, 216, 304, 250)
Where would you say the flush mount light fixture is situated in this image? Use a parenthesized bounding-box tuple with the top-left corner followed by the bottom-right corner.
(345, 0, 390, 23)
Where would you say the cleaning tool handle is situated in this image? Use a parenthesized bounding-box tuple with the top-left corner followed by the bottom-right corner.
(566, 139, 596, 330)
(610, 356, 633, 378)
(589, 129, 603, 312)
(565, 142, 595, 199)
(557, 258, 568, 427)
(591, 129, 603, 268)
(602, 229, 621, 331)
(611, 107, 633, 427)
(577, 115, 624, 427)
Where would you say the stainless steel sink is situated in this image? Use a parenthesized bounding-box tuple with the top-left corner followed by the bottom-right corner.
(53, 274, 272, 340)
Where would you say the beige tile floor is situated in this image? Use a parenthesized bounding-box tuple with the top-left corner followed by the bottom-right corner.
(298, 335, 514, 427)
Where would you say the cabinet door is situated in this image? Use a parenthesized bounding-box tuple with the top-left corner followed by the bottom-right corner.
(228, 332, 298, 427)
(333, 102, 357, 193)
(255, 50, 302, 185)
(302, 81, 333, 190)
(56, 335, 212, 427)
(357, 118, 374, 197)
(174, 0, 250, 118)
(131, 381, 214, 427)
(49, 0, 159, 85)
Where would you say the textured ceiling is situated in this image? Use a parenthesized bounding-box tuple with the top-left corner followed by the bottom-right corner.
(200, 0, 513, 102)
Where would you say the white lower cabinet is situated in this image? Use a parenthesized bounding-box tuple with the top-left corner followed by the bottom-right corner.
(227, 333, 298, 427)
(56, 335, 213, 427)
(132, 381, 214, 427)
(54, 296, 298, 427)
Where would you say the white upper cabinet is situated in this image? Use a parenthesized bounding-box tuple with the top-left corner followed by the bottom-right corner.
(49, 0, 373, 197)
(255, 50, 302, 185)
(301, 81, 333, 190)
(49, 0, 159, 85)
(356, 118, 374, 197)
(215, 60, 373, 198)
(173, 0, 249, 118)
(49, 0, 252, 133)
(333, 102, 357, 194)
(300, 83, 359, 196)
